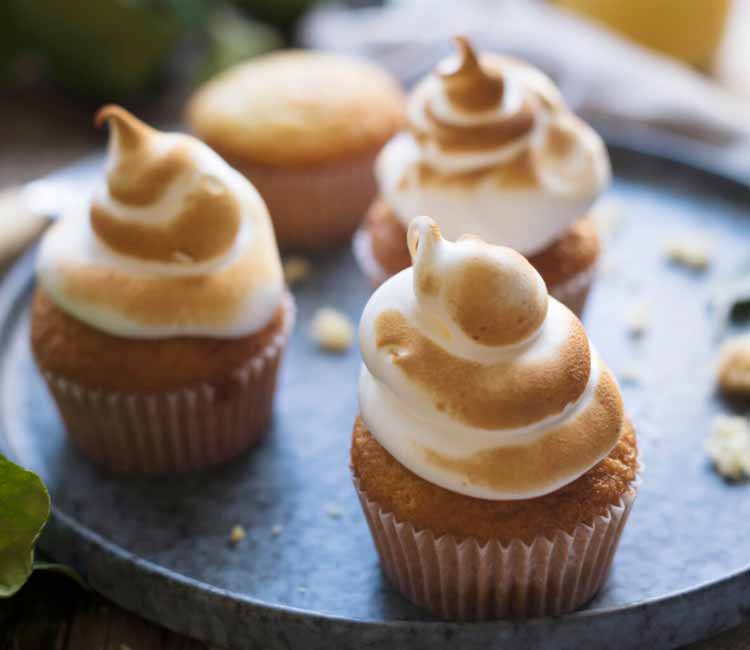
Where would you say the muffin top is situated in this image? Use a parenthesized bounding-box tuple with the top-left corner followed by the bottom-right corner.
(36, 105, 284, 339)
(185, 50, 406, 167)
(375, 37, 610, 256)
(358, 216, 624, 500)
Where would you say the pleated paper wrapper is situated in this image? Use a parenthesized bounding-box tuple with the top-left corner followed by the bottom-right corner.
(235, 152, 377, 251)
(353, 464, 641, 620)
(40, 294, 295, 476)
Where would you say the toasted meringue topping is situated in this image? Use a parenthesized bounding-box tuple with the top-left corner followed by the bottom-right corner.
(439, 36, 504, 113)
(37, 106, 284, 339)
(96, 105, 185, 206)
(91, 106, 242, 264)
(359, 217, 623, 500)
(410, 38, 535, 160)
(376, 37, 610, 255)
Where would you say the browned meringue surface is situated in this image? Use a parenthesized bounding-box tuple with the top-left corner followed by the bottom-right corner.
(375, 37, 611, 256)
(36, 106, 284, 339)
(440, 36, 504, 112)
(358, 216, 624, 500)
(413, 37, 536, 157)
(423, 368, 623, 496)
(373, 308, 591, 430)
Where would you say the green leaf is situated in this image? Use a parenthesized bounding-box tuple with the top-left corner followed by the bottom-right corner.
(196, 6, 282, 84)
(0, 454, 50, 597)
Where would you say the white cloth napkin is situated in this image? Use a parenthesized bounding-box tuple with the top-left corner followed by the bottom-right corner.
(300, 0, 750, 178)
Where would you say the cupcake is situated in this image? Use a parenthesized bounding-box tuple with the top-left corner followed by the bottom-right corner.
(354, 37, 610, 316)
(186, 50, 405, 252)
(31, 106, 295, 475)
(352, 217, 640, 620)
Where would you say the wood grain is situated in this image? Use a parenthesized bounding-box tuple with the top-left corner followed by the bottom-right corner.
(0, 572, 214, 650)
(2, 570, 749, 649)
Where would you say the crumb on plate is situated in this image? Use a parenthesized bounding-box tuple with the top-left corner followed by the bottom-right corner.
(283, 256, 311, 285)
(271, 524, 283, 536)
(229, 524, 246, 545)
(619, 363, 642, 385)
(705, 415, 750, 480)
(325, 504, 342, 519)
(310, 308, 354, 352)
(626, 301, 650, 337)
(664, 235, 711, 270)
(717, 335, 750, 398)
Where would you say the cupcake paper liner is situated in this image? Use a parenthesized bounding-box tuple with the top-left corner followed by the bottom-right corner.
(548, 265, 597, 318)
(353, 462, 642, 621)
(236, 153, 378, 252)
(41, 293, 295, 475)
(354, 227, 595, 317)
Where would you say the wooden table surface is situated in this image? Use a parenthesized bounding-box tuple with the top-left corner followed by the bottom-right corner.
(1, 82, 748, 650)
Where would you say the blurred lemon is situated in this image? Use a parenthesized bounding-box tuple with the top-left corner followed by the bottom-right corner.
(555, 0, 731, 68)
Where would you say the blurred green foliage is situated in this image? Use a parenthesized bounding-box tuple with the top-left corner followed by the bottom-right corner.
(8, 0, 210, 97)
(235, 0, 318, 31)
(2, 0, 319, 99)
(0, 2, 23, 76)
(197, 7, 283, 84)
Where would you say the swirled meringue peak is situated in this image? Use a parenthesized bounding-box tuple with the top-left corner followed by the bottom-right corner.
(358, 217, 624, 500)
(376, 36, 611, 256)
(37, 105, 284, 339)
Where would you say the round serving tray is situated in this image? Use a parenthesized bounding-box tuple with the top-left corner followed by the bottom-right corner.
(0, 146, 748, 650)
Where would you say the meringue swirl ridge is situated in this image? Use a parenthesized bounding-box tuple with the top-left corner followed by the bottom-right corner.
(37, 105, 284, 339)
(90, 105, 242, 264)
(410, 37, 535, 161)
(358, 217, 623, 500)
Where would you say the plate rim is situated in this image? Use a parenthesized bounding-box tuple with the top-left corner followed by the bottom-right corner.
(1, 143, 749, 649)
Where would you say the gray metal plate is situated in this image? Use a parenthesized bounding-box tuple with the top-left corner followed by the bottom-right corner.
(0, 147, 748, 650)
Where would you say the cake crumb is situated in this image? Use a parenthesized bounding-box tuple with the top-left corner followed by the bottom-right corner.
(626, 301, 650, 337)
(310, 308, 354, 352)
(619, 363, 642, 385)
(325, 504, 342, 519)
(271, 525, 283, 536)
(705, 415, 750, 479)
(229, 525, 246, 545)
(297, 586, 307, 593)
(283, 256, 311, 285)
(664, 235, 711, 270)
(717, 335, 750, 397)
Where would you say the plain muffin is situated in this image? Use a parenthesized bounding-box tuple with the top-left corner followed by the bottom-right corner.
(186, 50, 405, 251)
